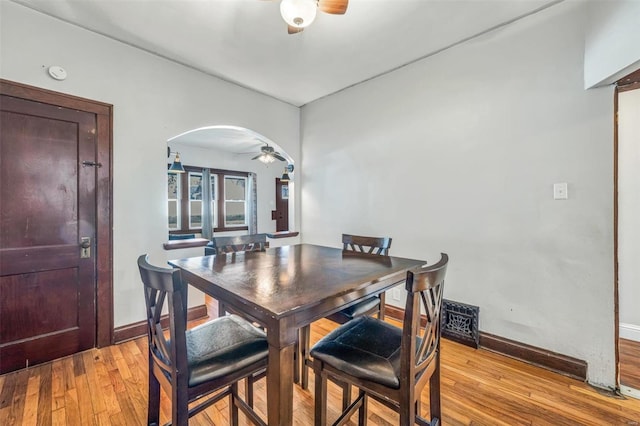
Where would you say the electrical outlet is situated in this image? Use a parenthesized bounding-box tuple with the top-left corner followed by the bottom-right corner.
(553, 182, 568, 200)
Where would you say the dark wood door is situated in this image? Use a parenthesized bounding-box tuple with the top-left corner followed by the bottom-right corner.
(0, 94, 98, 373)
(274, 177, 289, 232)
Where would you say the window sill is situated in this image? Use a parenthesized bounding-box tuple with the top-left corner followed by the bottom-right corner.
(266, 231, 300, 239)
(163, 238, 210, 250)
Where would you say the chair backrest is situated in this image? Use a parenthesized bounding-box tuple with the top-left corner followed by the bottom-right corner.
(342, 233, 392, 256)
(137, 254, 188, 382)
(212, 233, 269, 254)
(401, 253, 448, 390)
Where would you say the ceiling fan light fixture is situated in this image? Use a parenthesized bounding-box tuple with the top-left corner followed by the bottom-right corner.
(280, 0, 317, 28)
(258, 153, 276, 164)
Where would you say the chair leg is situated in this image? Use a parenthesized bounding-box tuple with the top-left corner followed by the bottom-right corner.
(147, 365, 160, 426)
(245, 376, 254, 407)
(429, 352, 442, 421)
(301, 325, 311, 390)
(314, 360, 327, 426)
(341, 382, 352, 411)
(230, 382, 239, 426)
(399, 393, 417, 426)
(358, 392, 368, 426)
(172, 381, 189, 426)
(294, 336, 300, 384)
(378, 292, 386, 320)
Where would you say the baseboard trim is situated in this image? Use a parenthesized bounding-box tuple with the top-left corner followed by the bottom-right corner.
(620, 385, 640, 400)
(114, 304, 208, 343)
(479, 332, 587, 381)
(385, 305, 587, 381)
(619, 323, 640, 342)
(386, 305, 425, 325)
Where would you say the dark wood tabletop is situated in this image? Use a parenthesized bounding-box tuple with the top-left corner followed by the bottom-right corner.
(169, 243, 425, 425)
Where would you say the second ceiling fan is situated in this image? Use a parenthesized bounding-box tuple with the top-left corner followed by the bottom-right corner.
(252, 143, 287, 163)
(271, 0, 349, 34)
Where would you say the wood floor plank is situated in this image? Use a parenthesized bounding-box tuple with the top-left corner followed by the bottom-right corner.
(0, 373, 6, 406)
(108, 411, 129, 426)
(94, 410, 112, 425)
(1, 318, 640, 425)
(109, 369, 142, 426)
(92, 347, 122, 417)
(76, 371, 97, 426)
(120, 340, 146, 385)
(82, 349, 107, 416)
(51, 407, 65, 425)
(122, 376, 147, 424)
(63, 387, 81, 426)
(109, 345, 132, 381)
(21, 369, 40, 426)
(0, 369, 17, 425)
(6, 368, 28, 425)
(36, 362, 52, 426)
(620, 338, 640, 390)
(50, 359, 65, 412)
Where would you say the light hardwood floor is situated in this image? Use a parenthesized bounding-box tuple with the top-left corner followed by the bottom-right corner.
(620, 338, 640, 391)
(1, 318, 640, 425)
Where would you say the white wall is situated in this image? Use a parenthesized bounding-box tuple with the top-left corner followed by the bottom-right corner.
(584, 0, 640, 88)
(618, 88, 640, 342)
(0, 2, 300, 327)
(300, 2, 616, 387)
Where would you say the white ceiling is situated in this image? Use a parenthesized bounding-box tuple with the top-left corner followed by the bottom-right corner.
(12, 0, 561, 107)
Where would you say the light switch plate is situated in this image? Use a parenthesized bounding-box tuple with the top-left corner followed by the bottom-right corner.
(553, 182, 568, 200)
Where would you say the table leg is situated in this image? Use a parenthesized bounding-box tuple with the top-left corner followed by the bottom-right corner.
(267, 342, 295, 425)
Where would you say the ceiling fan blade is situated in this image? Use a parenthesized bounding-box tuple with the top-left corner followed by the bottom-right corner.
(251, 154, 262, 160)
(274, 153, 287, 162)
(318, 0, 348, 15)
(288, 25, 304, 34)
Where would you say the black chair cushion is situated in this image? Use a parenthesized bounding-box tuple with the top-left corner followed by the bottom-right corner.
(185, 314, 268, 387)
(325, 296, 381, 325)
(311, 316, 402, 389)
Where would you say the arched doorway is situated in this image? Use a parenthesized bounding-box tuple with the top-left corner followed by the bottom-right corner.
(166, 125, 296, 238)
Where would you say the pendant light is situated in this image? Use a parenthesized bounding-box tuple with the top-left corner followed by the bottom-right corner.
(167, 147, 185, 173)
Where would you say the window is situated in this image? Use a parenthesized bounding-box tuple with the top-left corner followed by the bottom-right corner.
(167, 173, 180, 230)
(168, 166, 249, 233)
(189, 171, 202, 229)
(224, 176, 247, 227)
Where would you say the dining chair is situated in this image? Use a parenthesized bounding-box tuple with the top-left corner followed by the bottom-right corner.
(310, 253, 448, 426)
(299, 234, 392, 400)
(137, 254, 268, 426)
(205, 233, 269, 256)
(210, 234, 269, 324)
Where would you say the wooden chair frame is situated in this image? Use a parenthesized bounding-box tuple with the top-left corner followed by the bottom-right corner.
(300, 234, 392, 398)
(137, 255, 267, 426)
(210, 234, 269, 255)
(312, 253, 448, 426)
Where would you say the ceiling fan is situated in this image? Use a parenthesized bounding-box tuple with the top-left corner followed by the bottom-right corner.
(252, 143, 287, 163)
(269, 0, 349, 34)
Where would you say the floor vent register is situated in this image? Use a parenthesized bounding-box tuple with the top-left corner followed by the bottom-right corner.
(441, 299, 479, 349)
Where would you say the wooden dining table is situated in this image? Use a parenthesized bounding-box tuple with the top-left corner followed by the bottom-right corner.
(169, 243, 425, 425)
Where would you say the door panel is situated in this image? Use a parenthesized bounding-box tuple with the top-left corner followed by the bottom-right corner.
(1, 269, 79, 342)
(275, 178, 289, 232)
(0, 94, 97, 373)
